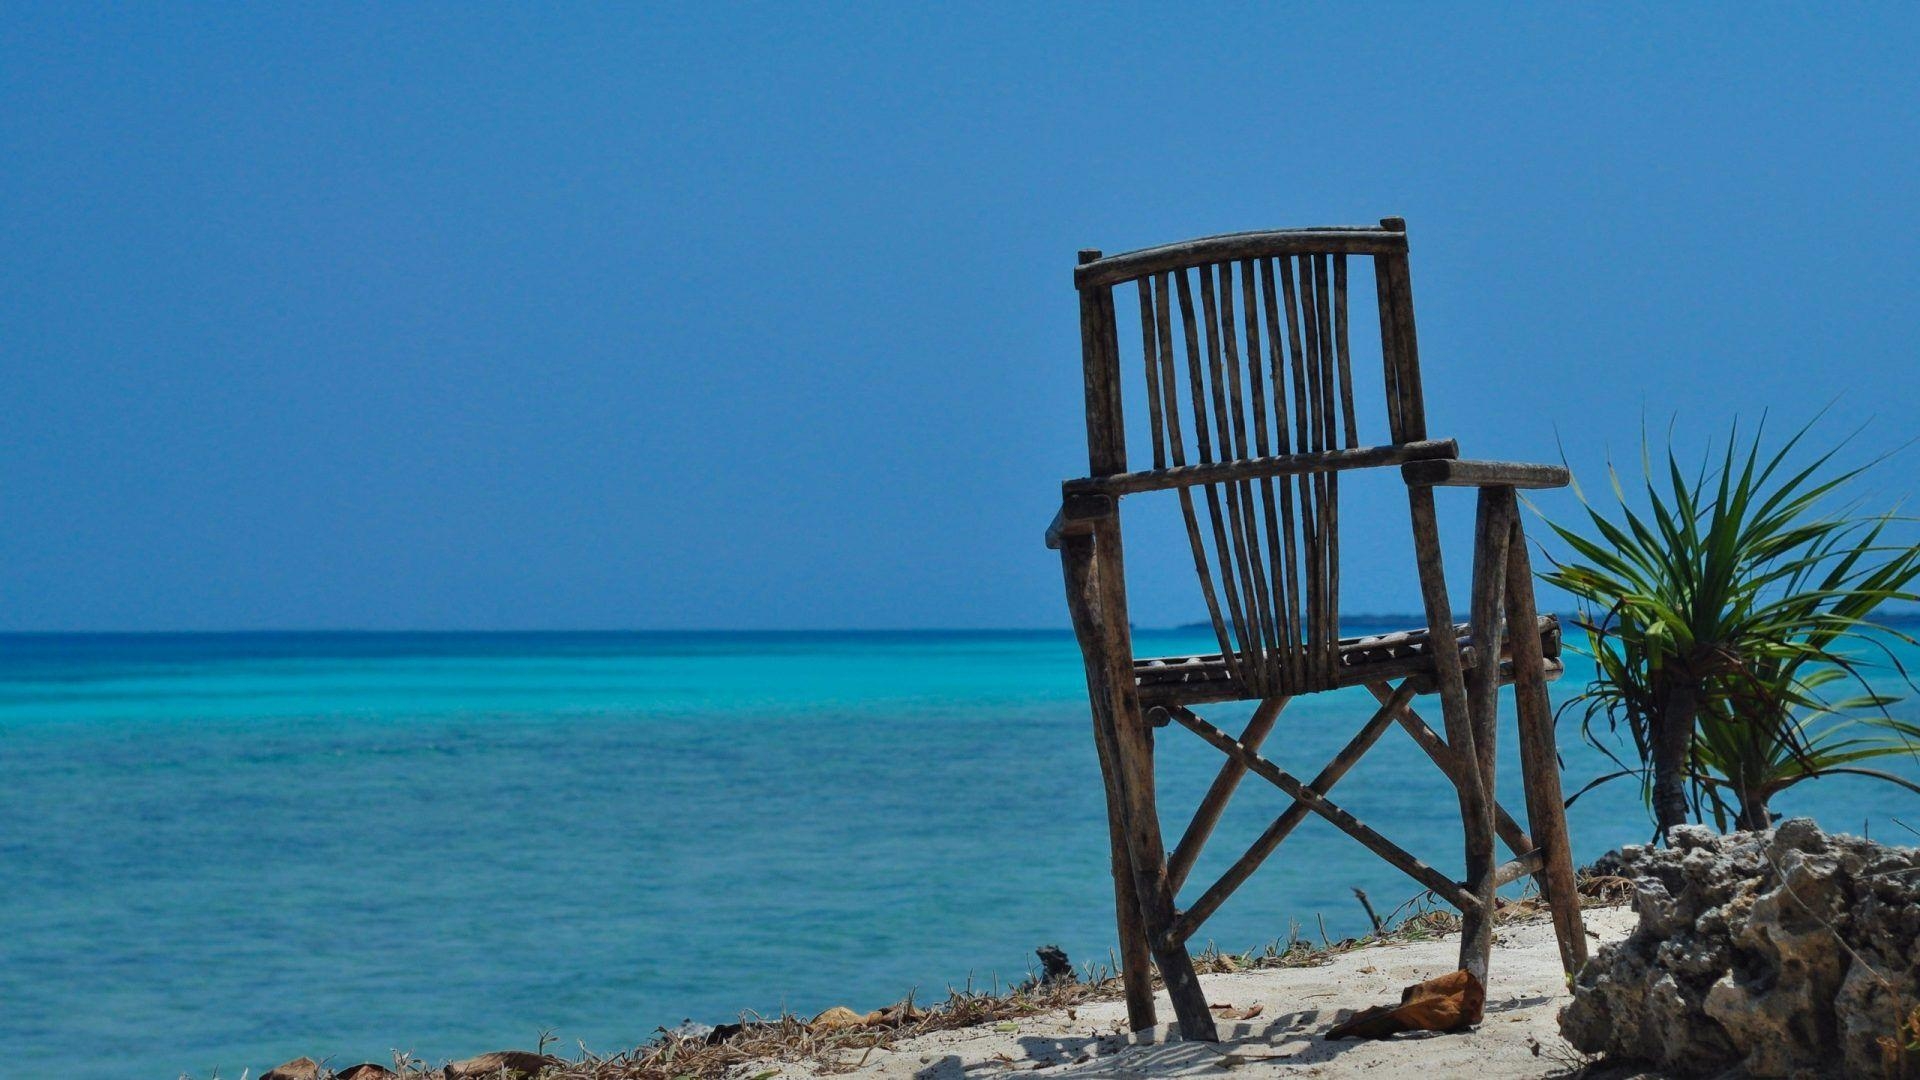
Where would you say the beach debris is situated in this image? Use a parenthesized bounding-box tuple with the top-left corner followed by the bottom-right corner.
(703, 1020, 751, 1044)
(1325, 968, 1485, 1039)
(867, 998, 926, 1026)
(261, 1058, 321, 1080)
(665, 1017, 715, 1041)
(1210, 1003, 1264, 1020)
(443, 1049, 561, 1079)
(333, 1066, 396, 1080)
(1035, 944, 1075, 985)
(809, 1005, 868, 1031)
(1562, 820, 1920, 1078)
(1352, 887, 1385, 935)
(1015, 944, 1077, 992)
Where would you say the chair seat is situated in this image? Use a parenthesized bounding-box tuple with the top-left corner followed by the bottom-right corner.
(1134, 615, 1561, 707)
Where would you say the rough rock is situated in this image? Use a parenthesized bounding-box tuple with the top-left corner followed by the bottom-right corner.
(261, 1058, 321, 1080)
(443, 1049, 561, 1078)
(334, 1066, 397, 1080)
(1560, 819, 1920, 1078)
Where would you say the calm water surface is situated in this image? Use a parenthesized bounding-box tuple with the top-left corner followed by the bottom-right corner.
(3, 629, 1916, 1077)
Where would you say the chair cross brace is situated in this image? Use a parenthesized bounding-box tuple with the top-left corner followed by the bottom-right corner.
(1165, 695, 1291, 893)
(1164, 679, 1416, 945)
(1364, 682, 1549, 882)
(1159, 679, 1564, 948)
(1159, 701, 1481, 916)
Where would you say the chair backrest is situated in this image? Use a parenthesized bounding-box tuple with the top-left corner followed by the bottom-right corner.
(1071, 219, 1437, 698)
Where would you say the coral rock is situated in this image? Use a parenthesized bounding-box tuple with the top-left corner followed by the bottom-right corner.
(1560, 819, 1920, 1078)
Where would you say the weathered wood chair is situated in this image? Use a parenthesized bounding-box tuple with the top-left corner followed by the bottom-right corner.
(1045, 218, 1588, 1041)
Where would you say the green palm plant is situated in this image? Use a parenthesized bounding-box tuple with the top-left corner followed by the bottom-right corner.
(1540, 416, 1920, 838)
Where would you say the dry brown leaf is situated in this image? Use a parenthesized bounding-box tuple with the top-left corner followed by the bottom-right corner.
(1325, 968, 1485, 1040)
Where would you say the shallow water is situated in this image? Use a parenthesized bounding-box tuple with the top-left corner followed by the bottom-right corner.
(2, 628, 1915, 1078)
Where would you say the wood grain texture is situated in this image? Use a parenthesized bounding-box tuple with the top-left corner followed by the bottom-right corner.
(1466, 489, 1514, 804)
(1087, 515, 1218, 1040)
(1063, 440, 1456, 498)
(1056, 531, 1155, 1029)
(1131, 613, 1559, 707)
(1402, 459, 1571, 489)
(1148, 272, 1237, 682)
(1406, 484, 1498, 981)
(1376, 228, 1428, 441)
(1075, 226, 1407, 289)
(1500, 490, 1589, 974)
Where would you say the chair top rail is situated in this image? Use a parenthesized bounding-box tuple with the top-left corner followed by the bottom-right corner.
(1074, 224, 1408, 290)
(1063, 438, 1457, 498)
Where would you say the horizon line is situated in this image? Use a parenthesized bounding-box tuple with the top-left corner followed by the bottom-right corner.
(9, 608, 1918, 637)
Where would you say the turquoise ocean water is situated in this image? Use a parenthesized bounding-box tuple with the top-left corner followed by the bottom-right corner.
(3, 627, 1917, 1078)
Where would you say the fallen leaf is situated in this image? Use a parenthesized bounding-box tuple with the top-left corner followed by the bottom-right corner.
(1325, 968, 1485, 1040)
(1212, 1004, 1264, 1020)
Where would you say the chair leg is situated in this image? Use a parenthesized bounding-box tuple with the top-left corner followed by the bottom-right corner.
(1107, 700, 1217, 1041)
(1454, 783, 1499, 983)
(1455, 488, 1513, 983)
(1090, 682, 1158, 1029)
(1407, 485, 1500, 987)
(1502, 498, 1589, 974)
(1072, 521, 1218, 1041)
(1059, 534, 1157, 1030)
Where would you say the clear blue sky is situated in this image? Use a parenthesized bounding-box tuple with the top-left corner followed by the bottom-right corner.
(4, 6, 1917, 631)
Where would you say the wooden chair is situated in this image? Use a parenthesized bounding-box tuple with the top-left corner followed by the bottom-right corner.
(1045, 219, 1587, 1041)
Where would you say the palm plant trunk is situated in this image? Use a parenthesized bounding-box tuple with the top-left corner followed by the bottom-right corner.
(1651, 680, 1697, 838)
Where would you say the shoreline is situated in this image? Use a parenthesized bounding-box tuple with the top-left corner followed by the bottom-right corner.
(247, 887, 1634, 1080)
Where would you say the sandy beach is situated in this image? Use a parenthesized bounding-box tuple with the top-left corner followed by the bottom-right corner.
(776, 907, 1635, 1079)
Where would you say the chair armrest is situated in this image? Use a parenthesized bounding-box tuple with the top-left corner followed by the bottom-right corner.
(1401, 459, 1570, 490)
(1044, 492, 1115, 550)
(1044, 508, 1071, 550)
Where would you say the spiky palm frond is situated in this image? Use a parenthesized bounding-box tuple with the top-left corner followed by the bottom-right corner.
(1541, 415, 1920, 832)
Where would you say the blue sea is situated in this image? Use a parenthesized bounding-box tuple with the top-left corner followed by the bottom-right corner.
(3, 627, 1917, 1078)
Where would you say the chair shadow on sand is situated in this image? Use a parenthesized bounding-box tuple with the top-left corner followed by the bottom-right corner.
(905, 995, 1556, 1077)
(906, 991, 1558, 1077)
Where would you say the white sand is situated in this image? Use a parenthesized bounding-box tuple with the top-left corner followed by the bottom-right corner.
(779, 907, 1635, 1079)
